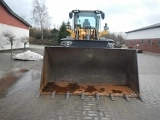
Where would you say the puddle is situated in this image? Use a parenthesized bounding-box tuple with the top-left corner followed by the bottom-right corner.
(0, 71, 5, 78)
(0, 68, 41, 98)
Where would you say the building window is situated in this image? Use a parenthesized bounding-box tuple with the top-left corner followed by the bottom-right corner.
(137, 41, 139, 44)
(130, 41, 132, 44)
(141, 40, 144, 45)
(127, 41, 130, 45)
(126, 40, 129, 45)
(133, 40, 136, 45)
(158, 40, 160, 46)
(148, 40, 151, 45)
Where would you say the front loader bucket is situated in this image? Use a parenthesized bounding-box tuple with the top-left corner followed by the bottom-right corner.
(40, 47, 140, 97)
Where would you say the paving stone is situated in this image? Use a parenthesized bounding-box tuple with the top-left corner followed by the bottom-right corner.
(88, 113, 98, 117)
(100, 118, 111, 120)
(83, 116, 93, 120)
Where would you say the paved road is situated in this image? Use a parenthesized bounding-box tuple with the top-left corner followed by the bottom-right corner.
(0, 45, 160, 120)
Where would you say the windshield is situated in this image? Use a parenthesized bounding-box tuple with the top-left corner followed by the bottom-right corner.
(75, 12, 99, 29)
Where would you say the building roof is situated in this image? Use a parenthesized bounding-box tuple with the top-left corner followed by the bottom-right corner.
(126, 23, 160, 33)
(0, 0, 32, 27)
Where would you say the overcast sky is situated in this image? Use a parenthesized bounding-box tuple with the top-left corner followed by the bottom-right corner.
(4, 0, 160, 32)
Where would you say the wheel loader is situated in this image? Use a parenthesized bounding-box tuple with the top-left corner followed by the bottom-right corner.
(38, 10, 142, 101)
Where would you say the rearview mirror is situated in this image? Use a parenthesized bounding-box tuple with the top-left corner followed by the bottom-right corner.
(69, 12, 73, 19)
(101, 12, 105, 19)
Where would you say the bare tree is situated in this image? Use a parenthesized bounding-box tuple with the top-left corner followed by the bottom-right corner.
(21, 36, 29, 50)
(31, 0, 51, 41)
(116, 33, 125, 45)
(3, 31, 15, 59)
(105, 32, 125, 45)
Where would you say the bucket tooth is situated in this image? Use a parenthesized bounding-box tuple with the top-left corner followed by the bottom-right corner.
(96, 93, 100, 100)
(51, 91, 56, 99)
(81, 93, 85, 100)
(66, 91, 70, 99)
(109, 93, 115, 101)
(137, 95, 144, 102)
(123, 94, 130, 102)
(35, 92, 41, 98)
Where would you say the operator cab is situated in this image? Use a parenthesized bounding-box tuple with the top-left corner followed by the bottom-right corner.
(67, 10, 109, 40)
(69, 10, 106, 30)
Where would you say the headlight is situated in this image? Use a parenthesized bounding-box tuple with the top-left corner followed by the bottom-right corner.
(66, 41, 72, 46)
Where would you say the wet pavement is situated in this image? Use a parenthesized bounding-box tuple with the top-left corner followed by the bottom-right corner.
(0, 45, 160, 120)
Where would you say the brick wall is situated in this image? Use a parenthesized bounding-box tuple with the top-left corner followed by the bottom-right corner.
(0, 5, 29, 29)
(126, 39, 160, 54)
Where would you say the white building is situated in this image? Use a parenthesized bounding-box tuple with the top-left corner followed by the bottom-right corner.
(0, 0, 31, 50)
(125, 23, 160, 53)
